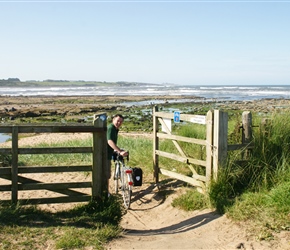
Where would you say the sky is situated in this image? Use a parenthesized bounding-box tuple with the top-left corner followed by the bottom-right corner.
(1, 0, 290, 85)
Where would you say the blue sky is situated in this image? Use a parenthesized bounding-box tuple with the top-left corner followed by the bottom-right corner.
(1, 1, 290, 85)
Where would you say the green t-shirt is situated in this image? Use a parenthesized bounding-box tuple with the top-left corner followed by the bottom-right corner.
(107, 123, 119, 160)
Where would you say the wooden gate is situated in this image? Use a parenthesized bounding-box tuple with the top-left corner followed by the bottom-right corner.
(153, 107, 253, 192)
(0, 114, 107, 205)
(153, 106, 230, 192)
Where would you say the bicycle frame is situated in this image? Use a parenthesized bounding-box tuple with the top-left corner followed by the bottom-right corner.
(113, 152, 133, 209)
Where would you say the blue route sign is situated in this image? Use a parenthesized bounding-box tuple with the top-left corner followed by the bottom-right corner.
(174, 111, 180, 123)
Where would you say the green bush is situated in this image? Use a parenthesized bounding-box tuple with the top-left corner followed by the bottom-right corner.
(206, 111, 290, 238)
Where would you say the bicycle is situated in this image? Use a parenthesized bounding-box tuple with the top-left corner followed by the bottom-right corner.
(113, 151, 133, 209)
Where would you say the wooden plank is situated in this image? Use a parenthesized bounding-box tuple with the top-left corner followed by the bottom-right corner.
(213, 110, 228, 180)
(0, 126, 12, 133)
(0, 124, 105, 133)
(192, 174, 207, 182)
(155, 150, 207, 167)
(153, 106, 159, 183)
(0, 167, 11, 175)
(0, 174, 11, 181)
(17, 125, 106, 133)
(157, 132, 206, 145)
(11, 126, 18, 203)
(154, 111, 174, 120)
(18, 147, 92, 154)
(18, 165, 92, 173)
(1, 147, 93, 154)
(0, 148, 11, 154)
(206, 110, 214, 183)
(101, 114, 109, 192)
(154, 112, 206, 124)
(156, 150, 188, 163)
(2, 195, 92, 205)
(159, 168, 205, 189)
(0, 165, 92, 175)
(187, 157, 207, 167)
(16, 176, 87, 196)
(92, 113, 106, 197)
(0, 184, 11, 191)
(0, 124, 106, 132)
(242, 111, 253, 159)
(18, 182, 91, 190)
(0, 173, 92, 197)
(242, 111, 252, 143)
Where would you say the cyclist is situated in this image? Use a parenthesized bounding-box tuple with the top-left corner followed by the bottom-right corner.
(107, 114, 128, 194)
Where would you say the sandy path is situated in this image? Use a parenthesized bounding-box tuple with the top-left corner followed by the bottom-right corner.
(106, 180, 289, 250)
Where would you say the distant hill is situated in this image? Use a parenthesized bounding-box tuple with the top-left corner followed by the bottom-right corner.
(0, 78, 21, 86)
(0, 79, 156, 87)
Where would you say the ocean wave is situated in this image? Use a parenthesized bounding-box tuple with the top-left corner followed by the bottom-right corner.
(1, 85, 290, 101)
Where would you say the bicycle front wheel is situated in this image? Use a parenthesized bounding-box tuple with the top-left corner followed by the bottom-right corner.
(121, 170, 132, 209)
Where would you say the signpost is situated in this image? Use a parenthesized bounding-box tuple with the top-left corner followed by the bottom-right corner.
(174, 111, 180, 123)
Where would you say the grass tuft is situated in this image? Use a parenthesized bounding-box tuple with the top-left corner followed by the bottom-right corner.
(172, 189, 209, 211)
(0, 195, 122, 249)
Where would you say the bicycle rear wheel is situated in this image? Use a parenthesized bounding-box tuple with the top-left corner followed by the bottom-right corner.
(121, 169, 132, 209)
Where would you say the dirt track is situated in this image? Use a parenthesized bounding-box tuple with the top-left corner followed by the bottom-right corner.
(106, 179, 289, 250)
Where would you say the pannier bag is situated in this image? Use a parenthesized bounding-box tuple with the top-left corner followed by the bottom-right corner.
(132, 167, 143, 186)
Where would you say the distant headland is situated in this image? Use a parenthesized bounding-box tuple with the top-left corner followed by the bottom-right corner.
(0, 78, 157, 87)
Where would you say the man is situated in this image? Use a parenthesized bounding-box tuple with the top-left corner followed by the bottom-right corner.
(107, 114, 128, 194)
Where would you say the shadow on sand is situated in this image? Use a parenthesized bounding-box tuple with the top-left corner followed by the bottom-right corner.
(125, 178, 220, 236)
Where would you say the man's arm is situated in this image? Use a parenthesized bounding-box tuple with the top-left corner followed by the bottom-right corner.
(107, 139, 121, 153)
(108, 139, 128, 156)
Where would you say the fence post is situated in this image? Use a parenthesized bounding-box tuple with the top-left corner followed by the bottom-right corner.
(153, 106, 159, 183)
(206, 110, 214, 184)
(260, 118, 271, 137)
(242, 111, 252, 159)
(213, 110, 228, 180)
(11, 126, 19, 204)
(92, 113, 107, 198)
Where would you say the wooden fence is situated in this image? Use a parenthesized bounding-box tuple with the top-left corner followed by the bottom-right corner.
(1, 108, 253, 204)
(0, 114, 107, 205)
(153, 107, 253, 192)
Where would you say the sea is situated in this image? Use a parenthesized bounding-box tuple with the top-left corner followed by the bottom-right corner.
(1, 84, 290, 101)
(1, 84, 290, 143)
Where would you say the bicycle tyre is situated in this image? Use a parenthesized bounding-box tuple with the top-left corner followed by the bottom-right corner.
(121, 168, 132, 209)
(114, 162, 121, 194)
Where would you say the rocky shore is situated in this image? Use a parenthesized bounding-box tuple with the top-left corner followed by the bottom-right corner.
(0, 95, 195, 121)
(1, 95, 290, 124)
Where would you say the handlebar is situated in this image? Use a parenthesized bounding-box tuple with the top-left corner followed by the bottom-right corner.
(113, 150, 129, 162)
